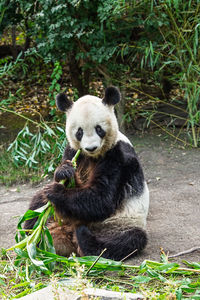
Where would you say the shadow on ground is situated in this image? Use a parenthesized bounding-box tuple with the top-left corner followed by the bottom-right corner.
(0, 131, 200, 264)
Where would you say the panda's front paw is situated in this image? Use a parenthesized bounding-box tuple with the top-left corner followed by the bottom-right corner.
(54, 160, 75, 183)
(44, 183, 66, 205)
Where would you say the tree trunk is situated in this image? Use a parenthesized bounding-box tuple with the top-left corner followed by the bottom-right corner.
(11, 26, 18, 59)
(68, 54, 90, 96)
(24, 19, 31, 52)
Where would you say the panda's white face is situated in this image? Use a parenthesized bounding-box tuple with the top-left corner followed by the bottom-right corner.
(66, 95, 119, 158)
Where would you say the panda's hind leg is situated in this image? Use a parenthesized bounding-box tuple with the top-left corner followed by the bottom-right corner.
(76, 225, 147, 261)
(48, 222, 80, 257)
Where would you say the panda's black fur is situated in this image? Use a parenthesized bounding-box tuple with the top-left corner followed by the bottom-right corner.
(25, 87, 149, 261)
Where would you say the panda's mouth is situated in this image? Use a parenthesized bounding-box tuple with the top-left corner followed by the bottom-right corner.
(85, 146, 98, 153)
(84, 146, 101, 157)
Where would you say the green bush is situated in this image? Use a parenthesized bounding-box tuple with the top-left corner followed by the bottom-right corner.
(0, 0, 199, 148)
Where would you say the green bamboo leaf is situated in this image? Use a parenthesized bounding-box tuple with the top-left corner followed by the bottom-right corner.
(44, 227, 55, 253)
(27, 243, 49, 272)
(149, 41, 154, 55)
(11, 281, 30, 289)
(28, 225, 42, 245)
(34, 250, 123, 271)
(139, 260, 147, 272)
(183, 261, 200, 269)
(14, 248, 29, 259)
(146, 260, 163, 267)
(43, 124, 55, 136)
(176, 288, 182, 300)
(39, 231, 46, 250)
(27, 242, 36, 260)
(7, 236, 29, 251)
(11, 288, 33, 298)
(131, 275, 151, 283)
(16, 209, 41, 241)
(69, 256, 123, 270)
(18, 210, 41, 226)
(56, 126, 65, 133)
(146, 269, 166, 282)
(35, 202, 51, 214)
(156, 262, 179, 273)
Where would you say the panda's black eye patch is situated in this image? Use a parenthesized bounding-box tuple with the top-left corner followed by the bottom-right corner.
(75, 127, 83, 141)
(95, 125, 106, 138)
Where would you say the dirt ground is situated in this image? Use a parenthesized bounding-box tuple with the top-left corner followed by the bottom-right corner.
(0, 131, 200, 265)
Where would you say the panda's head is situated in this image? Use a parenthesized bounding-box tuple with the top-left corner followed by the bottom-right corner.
(56, 87, 120, 158)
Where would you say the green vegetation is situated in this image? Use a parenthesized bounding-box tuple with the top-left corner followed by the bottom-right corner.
(0, 0, 200, 298)
(0, 149, 43, 185)
(0, 0, 200, 148)
(0, 0, 200, 183)
(0, 112, 67, 184)
(1, 249, 200, 299)
(3, 197, 200, 299)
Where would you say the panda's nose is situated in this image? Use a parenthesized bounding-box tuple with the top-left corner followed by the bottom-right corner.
(85, 146, 97, 152)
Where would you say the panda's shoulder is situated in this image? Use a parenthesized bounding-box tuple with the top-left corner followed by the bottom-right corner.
(116, 131, 132, 146)
(107, 134, 138, 165)
(116, 131, 136, 153)
(112, 141, 137, 163)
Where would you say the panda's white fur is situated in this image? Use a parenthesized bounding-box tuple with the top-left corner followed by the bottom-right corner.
(66, 95, 119, 158)
(115, 131, 149, 228)
(25, 87, 149, 261)
(103, 181, 149, 228)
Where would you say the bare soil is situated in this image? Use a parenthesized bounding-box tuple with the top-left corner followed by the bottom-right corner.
(1, 131, 200, 264)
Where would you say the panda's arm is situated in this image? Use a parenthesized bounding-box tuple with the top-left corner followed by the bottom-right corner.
(54, 145, 77, 183)
(46, 161, 121, 222)
(45, 142, 142, 222)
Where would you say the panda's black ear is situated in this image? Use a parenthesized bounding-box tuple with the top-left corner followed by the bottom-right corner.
(56, 93, 73, 112)
(102, 86, 121, 106)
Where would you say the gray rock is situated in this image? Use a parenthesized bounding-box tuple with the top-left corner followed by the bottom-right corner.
(20, 284, 144, 300)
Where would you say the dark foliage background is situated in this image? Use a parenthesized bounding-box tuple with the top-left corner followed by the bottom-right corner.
(0, 0, 200, 182)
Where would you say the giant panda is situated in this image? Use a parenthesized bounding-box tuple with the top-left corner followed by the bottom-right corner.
(25, 87, 149, 261)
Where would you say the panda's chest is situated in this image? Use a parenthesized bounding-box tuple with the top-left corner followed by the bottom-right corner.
(77, 157, 97, 185)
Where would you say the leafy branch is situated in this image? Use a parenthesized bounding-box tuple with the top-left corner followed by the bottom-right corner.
(6, 149, 81, 273)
